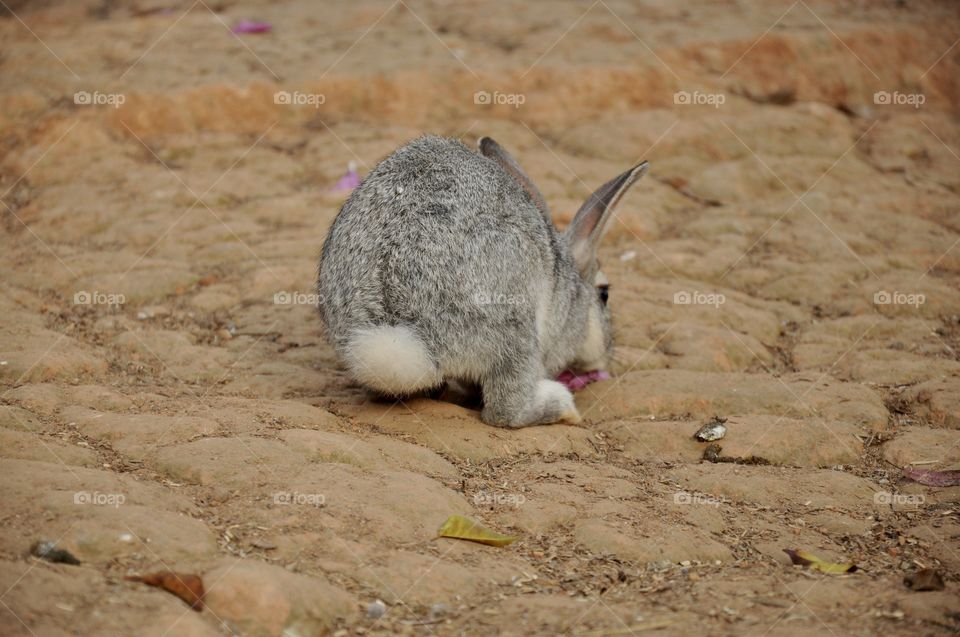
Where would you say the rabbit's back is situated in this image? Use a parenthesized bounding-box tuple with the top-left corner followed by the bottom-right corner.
(318, 136, 561, 390)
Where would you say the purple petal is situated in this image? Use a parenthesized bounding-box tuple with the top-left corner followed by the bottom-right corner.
(330, 170, 361, 193)
(903, 467, 960, 487)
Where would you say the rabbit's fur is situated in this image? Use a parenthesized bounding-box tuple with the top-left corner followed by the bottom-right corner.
(318, 135, 647, 427)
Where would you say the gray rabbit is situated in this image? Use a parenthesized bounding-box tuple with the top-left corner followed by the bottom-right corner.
(317, 135, 647, 427)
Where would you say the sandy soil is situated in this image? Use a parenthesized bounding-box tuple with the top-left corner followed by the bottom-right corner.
(2, 1, 960, 635)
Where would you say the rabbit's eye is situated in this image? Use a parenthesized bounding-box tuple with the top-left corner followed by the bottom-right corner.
(597, 284, 609, 305)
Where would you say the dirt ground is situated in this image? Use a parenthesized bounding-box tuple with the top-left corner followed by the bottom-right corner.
(2, 1, 960, 635)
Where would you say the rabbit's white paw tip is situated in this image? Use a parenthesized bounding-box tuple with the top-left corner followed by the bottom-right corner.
(535, 379, 582, 424)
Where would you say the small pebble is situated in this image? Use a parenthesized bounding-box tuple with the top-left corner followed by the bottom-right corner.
(31, 540, 80, 565)
(904, 568, 945, 591)
(702, 443, 722, 462)
(694, 418, 727, 442)
(136, 306, 169, 320)
(367, 599, 387, 619)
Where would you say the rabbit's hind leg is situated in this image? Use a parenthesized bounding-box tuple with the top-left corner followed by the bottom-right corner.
(480, 354, 581, 428)
(345, 325, 443, 396)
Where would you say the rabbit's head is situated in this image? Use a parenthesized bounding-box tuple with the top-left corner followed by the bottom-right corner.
(479, 137, 648, 372)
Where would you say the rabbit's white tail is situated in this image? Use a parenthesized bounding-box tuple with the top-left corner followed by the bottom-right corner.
(345, 325, 441, 395)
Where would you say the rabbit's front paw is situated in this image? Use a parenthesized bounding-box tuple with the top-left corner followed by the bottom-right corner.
(481, 366, 582, 428)
(531, 379, 582, 425)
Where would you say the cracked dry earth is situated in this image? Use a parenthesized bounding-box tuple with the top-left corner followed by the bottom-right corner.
(2, 1, 960, 636)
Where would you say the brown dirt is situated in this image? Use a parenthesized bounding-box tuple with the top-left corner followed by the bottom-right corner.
(2, 1, 960, 636)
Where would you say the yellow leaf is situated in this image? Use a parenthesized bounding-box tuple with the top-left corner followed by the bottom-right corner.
(783, 549, 857, 574)
(437, 515, 518, 547)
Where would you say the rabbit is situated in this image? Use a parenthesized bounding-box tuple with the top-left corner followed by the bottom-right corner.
(317, 134, 647, 427)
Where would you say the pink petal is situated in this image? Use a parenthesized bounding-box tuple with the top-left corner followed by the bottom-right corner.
(232, 20, 272, 34)
(556, 369, 609, 392)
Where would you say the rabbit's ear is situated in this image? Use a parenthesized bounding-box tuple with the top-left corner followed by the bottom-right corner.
(479, 137, 550, 222)
(566, 161, 648, 274)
